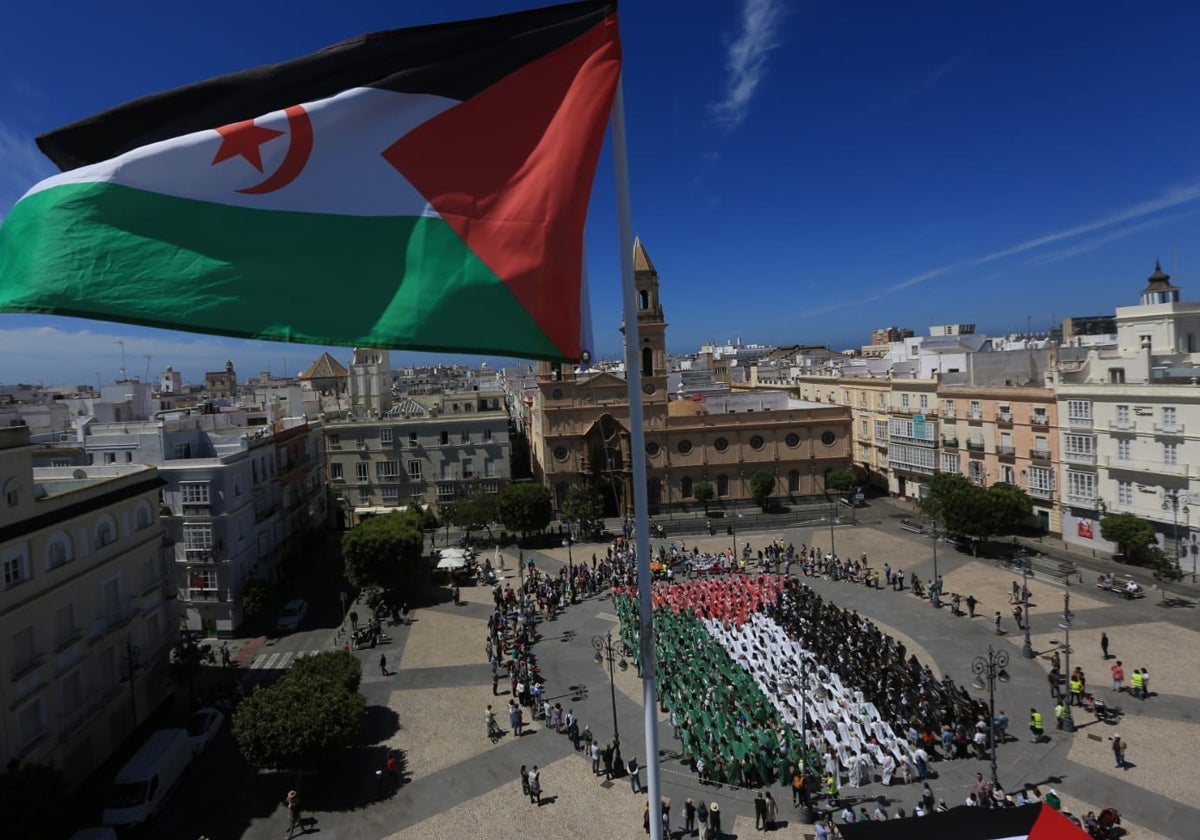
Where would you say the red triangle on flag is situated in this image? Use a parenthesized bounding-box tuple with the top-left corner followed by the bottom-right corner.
(383, 17, 621, 360)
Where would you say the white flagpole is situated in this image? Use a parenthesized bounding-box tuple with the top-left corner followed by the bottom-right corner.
(610, 71, 662, 840)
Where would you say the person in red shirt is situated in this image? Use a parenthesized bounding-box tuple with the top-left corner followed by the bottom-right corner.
(1111, 660, 1125, 692)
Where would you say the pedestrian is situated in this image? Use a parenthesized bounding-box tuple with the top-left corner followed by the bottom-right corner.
(921, 783, 935, 812)
(814, 819, 831, 840)
(628, 756, 642, 793)
(220, 641, 231, 667)
(520, 764, 529, 796)
(379, 654, 388, 677)
(1111, 660, 1124, 692)
(1029, 708, 1044, 743)
(896, 569, 905, 591)
(508, 700, 523, 737)
(884, 563, 892, 586)
(994, 611, 1005, 635)
(754, 792, 766, 830)
(644, 801, 651, 835)
(492, 668, 499, 696)
(485, 704, 498, 741)
(528, 764, 541, 805)
(966, 594, 978, 618)
(698, 800, 709, 836)
(1054, 700, 1066, 730)
(709, 801, 721, 838)
(1140, 667, 1151, 698)
(661, 796, 671, 836)
(1112, 735, 1126, 770)
(1069, 671, 1082, 706)
(284, 790, 302, 839)
(602, 742, 614, 779)
(1101, 632, 1110, 660)
(764, 792, 778, 830)
(385, 752, 398, 792)
(1129, 667, 1144, 700)
(791, 769, 805, 806)
(685, 797, 697, 835)
(350, 609, 359, 630)
(1012, 604, 1023, 630)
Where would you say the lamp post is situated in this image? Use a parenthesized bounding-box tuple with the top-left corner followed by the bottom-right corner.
(784, 648, 815, 822)
(120, 639, 142, 728)
(970, 645, 1010, 788)
(563, 535, 574, 573)
(928, 517, 942, 608)
(1059, 593, 1075, 733)
(1017, 549, 1034, 659)
(592, 632, 627, 773)
(1163, 489, 1189, 572)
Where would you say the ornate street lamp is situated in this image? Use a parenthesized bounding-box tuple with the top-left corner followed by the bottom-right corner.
(592, 632, 627, 773)
(1017, 548, 1034, 659)
(1058, 593, 1076, 733)
(971, 645, 1010, 788)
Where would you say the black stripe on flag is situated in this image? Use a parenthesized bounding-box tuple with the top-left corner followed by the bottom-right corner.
(38, 0, 616, 171)
(837, 804, 1046, 840)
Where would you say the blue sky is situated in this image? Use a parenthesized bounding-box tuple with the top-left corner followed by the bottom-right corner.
(3, 1, 1200, 385)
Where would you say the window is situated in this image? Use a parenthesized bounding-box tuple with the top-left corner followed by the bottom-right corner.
(553, 446, 569, 461)
(54, 604, 76, 649)
(861, 418, 869, 436)
(329, 433, 341, 448)
(172, 443, 192, 459)
(1116, 438, 1131, 462)
(859, 393, 867, 407)
(1028, 466, 1053, 496)
(484, 459, 496, 478)
(15, 697, 45, 751)
(381, 486, 399, 503)
(95, 516, 116, 549)
(1164, 443, 1179, 466)
(968, 461, 985, 483)
(355, 433, 366, 448)
(46, 532, 72, 570)
(900, 393, 910, 410)
(181, 482, 210, 505)
(1064, 435, 1094, 456)
(877, 393, 886, 407)
(919, 394, 929, 409)
(944, 399, 955, 417)
(1067, 400, 1092, 425)
(714, 437, 729, 452)
(358, 488, 372, 504)
(4, 478, 20, 507)
(409, 431, 418, 446)
(1163, 406, 1178, 429)
(874, 420, 888, 441)
(188, 568, 217, 591)
(1066, 470, 1096, 503)
(716, 475, 729, 496)
(749, 435, 765, 450)
(135, 502, 153, 530)
(1033, 435, 1049, 457)
(10, 626, 35, 672)
(380, 428, 393, 445)
(1108, 368, 1126, 384)
(942, 453, 960, 474)
(785, 433, 800, 447)
(969, 400, 981, 419)
(483, 428, 493, 442)
(787, 470, 800, 492)
(460, 431, 470, 444)
(183, 524, 213, 551)
(355, 463, 369, 482)
(437, 483, 455, 500)
(681, 477, 694, 498)
(330, 462, 344, 481)
(104, 452, 116, 464)
(677, 440, 693, 455)
(1001, 465, 1015, 484)
(1032, 407, 1048, 425)
(442, 463, 454, 480)
(376, 461, 400, 479)
(61, 668, 84, 717)
(1117, 481, 1133, 507)
(463, 459, 474, 479)
(440, 431, 449, 446)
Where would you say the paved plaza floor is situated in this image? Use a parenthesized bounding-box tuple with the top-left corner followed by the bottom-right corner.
(234, 508, 1198, 840)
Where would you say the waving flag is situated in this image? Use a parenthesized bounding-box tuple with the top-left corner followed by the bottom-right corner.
(0, 1, 620, 362)
(839, 802, 1092, 840)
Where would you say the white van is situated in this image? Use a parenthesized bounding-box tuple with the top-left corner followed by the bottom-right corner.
(101, 728, 192, 828)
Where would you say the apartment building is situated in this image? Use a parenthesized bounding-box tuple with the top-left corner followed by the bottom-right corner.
(1, 424, 172, 789)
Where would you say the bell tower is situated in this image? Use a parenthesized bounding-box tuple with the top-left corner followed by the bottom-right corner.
(621, 237, 669, 400)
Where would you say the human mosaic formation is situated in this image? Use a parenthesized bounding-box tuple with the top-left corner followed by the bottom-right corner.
(613, 573, 993, 795)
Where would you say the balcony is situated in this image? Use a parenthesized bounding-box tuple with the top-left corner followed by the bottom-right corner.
(941, 436, 959, 449)
(10, 652, 46, 682)
(967, 410, 983, 422)
(1109, 419, 1137, 431)
(1029, 486, 1054, 500)
(966, 440, 985, 452)
(1104, 456, 1190, 476)
(1066, 493, 1096, 507)
(943, 408, 957, 419)
(184, 547, 220, 564)
(1067, 416, 1093, 429)
(996, 411, 1013, 424)
(1031, 415, 1050, 428)
(996, 445, 1016, 457)
(1029, 448, 1052, 462)
(1062, 451, 1096, 466)
(1154, 422, 1185, 435)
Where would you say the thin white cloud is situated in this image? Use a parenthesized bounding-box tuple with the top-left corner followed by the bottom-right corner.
(0, 120, 54, 213)
(710, 0, 786, 130)
(1026, 212, 1192, 266)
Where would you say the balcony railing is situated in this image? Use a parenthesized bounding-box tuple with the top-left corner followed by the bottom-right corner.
(996, 412, 1013, 424)
(996, 445, 1016, 457)
(1154, 422, 1185, 435)
(1031, 415, 1050, 428)
(941, 436, 959, 449)
(967, 410, 983, 421)
(1067, 416, 1093, 429)
(1066, 492, 1096, 507)
(1062, 451, 1096, 466)
(1104, 456, 1190, 476)
(966, 440, 985, 452)
(1029, 448, 1052, 461)
(1109, 419, 1137, 431)
(1029, 486, 1054, 500)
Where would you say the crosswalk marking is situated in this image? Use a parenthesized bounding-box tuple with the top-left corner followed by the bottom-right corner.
(248, 650, 319, 670)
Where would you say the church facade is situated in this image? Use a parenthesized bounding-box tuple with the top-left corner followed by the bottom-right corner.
(528, 240, 852, 517)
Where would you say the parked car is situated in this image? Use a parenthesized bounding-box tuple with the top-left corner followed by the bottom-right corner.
(101, 728, 192, 829)
(186, 706, 225, 755)
(275, 598, 308, 632)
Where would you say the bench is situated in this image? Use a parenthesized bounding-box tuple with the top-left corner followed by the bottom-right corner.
(899, 520, 925, 535)
(1024, 554, 1081, 584)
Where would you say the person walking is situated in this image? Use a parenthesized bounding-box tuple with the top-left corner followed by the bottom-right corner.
(379, 654, 389, 677)
(508, 700, 523, 737)
(1029, 708, 1044, 743)
(527, 765, 542, 805)
(1068, 672, 1082, 706)
(284, 790, 302, 839)
(966, 594, 978, 618)
(1111, 660, 1124, 692)
(697, 800, 709, 837)
(628, 756, 642, 793)
(1054, 700, 1067, 731)
(661, 796, 671, 836)
(1139, 667, 1151, 698)
(994, 611, 1005, 635)
(764, 792, 778, 830)
(1101, 632, 1110, 660)
(1112, 735, 1127, 770)
(220, 641, 231, 667)
(1129, 667, 1144, 700)
(485, 705, 499, 742)
(684, 797, 697, 835)
(519, 764, 530, 797)
(896, 569, 905, 591)
(754, 792, 766, 830)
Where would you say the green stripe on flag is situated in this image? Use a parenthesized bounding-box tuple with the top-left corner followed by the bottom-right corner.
(0, 181, 562, 359)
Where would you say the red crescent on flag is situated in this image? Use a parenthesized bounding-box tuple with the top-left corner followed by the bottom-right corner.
(237, 105, 313, 195)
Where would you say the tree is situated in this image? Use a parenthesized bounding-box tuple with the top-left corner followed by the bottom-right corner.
(233, 670, 366, 777)
(749, 470, 777, 511)
(1099, 512, 1157, 561)
(288, 649, 362, 694)
(341, 509, 425, 592)
(0, 761, 69, 840)
(561, 485, 603, 535)
(495, 482, 554, 538)
(445, 491, 497, 540)
(692, 480, 716, 514)
(166, 634, 205, 701)
(1146, 547, 1184, 602)
(241, 580, 272, 618)
(987, 482, 1034, 536)
(824, 468, 856, 494)
(917, 472, 974, 531)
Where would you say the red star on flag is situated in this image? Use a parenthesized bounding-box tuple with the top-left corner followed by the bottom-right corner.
(211, 118, 284, 172)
